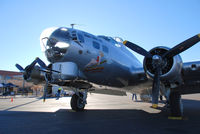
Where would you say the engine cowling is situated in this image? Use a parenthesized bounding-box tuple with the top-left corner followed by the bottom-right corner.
(143, 46, 183, 85)
(26, 65, 45, 84)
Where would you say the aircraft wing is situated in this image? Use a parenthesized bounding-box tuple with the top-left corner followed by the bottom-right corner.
(174, 61, 200, 94)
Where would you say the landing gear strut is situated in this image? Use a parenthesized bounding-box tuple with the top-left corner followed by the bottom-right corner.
(169, 91, 183, 118)
(70, 90, 87, 111)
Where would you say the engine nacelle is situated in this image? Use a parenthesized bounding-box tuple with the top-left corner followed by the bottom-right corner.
(143, 46, 183, 85)
(52, 62, 78, 80)
(26, 65, 45, 84)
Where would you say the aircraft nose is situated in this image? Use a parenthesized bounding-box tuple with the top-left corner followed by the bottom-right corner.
(40, 27, 71, 62)
(40, 27, 59, 51)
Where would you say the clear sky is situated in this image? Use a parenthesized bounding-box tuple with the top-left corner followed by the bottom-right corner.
(0, 0, 200, 71)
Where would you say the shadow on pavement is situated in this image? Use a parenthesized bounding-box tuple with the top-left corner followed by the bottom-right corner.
(0, 99, 200, 134)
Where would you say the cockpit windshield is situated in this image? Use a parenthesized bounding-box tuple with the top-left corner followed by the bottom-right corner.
(97, 36, 117, 43)
(98, 35, 123, 44)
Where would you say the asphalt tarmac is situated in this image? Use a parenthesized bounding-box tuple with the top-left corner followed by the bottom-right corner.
(0, 93, 200, 134)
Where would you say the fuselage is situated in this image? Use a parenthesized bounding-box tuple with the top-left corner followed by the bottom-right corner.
(40, 27, 148, 89)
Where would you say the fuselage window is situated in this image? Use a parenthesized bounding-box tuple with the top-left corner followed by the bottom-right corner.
(77, 33, 84, 43)
(102, 45, 109, 53)
(93, 41, 100, 49)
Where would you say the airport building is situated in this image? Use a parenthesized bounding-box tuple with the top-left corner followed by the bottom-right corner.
(0, 70, 41, 95)
(0, 70, 22, 83)
(0, 70, 67, 97)
(0, 70, 21, 95)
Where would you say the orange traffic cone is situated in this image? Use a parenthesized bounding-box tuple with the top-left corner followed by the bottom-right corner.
(11, 98, 13, 102)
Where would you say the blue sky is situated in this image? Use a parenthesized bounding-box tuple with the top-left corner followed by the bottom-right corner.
(0, 0, 200, 71)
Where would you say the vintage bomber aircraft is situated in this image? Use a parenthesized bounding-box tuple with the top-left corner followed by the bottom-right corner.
(16, 27, 200, 118)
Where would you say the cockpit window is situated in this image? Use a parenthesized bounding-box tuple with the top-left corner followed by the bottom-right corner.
(97, 36, 117, 44)
(93, 37, 98, 40)
(77, 33, 84, 43)
(98, 36, 110, 41)
(83, 32, 99, 41)
(93, 41, 100, 49)
(84, 33, 91, 38)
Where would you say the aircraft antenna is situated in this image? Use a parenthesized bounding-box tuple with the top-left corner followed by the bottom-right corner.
(70, 24, 76, 29)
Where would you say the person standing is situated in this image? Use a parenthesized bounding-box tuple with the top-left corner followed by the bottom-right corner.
(56, 87, 62, 100)
(132, 93, 137, 101)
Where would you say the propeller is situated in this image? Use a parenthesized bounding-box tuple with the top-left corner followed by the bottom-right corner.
(123, 33, 200, 108)
(16, 57, 59, 102)
(15, 57, 47, 80)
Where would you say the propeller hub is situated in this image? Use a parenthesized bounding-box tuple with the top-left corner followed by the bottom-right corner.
(152, 55, 163, 68)
(152, 55, 161, 62)
(144, 47, 174, 76)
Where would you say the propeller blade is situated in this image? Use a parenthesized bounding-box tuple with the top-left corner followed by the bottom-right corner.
(36, 57, 47, 69)
(151, 67, 161, 108)
(162, 34, 200, 58)
(26, 57, 46, 72)
(26, 58, 38, 72)
(15, 64, 24, 72)
(123, 40, 152, 58)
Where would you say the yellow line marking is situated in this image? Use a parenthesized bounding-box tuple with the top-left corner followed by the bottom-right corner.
(152, 104, 158, 108)
(168, 116, 183, 120)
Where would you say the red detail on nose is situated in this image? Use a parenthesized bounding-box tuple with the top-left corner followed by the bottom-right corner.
(96, 56, 100, 63)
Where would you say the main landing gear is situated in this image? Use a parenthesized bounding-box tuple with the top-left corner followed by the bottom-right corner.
(168, 91, 183, 119)
(70, 90, 88, 111)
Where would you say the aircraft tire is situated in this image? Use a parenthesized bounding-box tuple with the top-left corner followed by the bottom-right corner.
(169, 91, 183, 117)
(70, 94, 85, 111)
